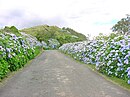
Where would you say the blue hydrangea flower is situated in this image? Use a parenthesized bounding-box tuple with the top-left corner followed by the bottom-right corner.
(127, 70, 130, 76)
(124, 59, 129, 64)
(126, 67, 130, 72)
(117, 63, 123, 67)
(96, 62, 99, 67)
(128, 80, 130, 84)
(0, 46, 4, 51)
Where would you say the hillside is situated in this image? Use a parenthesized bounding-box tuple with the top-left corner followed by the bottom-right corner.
(21, 25, 87, 45)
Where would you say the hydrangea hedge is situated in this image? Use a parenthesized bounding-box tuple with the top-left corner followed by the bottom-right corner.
(48, 38, 60, 49)
(0, 28, 42, 79)
(59, 34, 130, 84)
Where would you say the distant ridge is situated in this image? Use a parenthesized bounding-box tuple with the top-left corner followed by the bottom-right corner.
(21, 25, 87, 45)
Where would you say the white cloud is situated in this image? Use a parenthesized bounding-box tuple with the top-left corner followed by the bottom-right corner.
(0, 0, 130, 38)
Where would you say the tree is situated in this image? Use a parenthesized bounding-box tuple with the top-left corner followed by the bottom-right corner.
(111, 14, 130, 35)
(95, 33, 108, 40)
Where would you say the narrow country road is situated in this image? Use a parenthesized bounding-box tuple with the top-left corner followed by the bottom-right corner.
(0, 50, 130, 97)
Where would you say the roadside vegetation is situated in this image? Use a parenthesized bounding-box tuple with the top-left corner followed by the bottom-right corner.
(0, 26, 42, 80)
(0, 25, 87, 80)
(1, 15, 130, 89)
(59, 15, 130, 89)
(21, 25, 87, 48)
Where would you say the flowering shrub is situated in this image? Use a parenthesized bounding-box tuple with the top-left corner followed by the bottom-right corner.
(59, 35, 130, 84)
(0, 27, 42, 79)
(48, 39, 60, 49)
(41, 41, 49, 50)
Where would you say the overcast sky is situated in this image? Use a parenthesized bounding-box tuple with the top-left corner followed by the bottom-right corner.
(0, 0, 130, 38)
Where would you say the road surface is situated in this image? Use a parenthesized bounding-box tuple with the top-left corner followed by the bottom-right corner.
(0, 50, 130, 97)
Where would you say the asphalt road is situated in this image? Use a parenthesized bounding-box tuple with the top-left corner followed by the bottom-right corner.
(0, 50, 130, 97)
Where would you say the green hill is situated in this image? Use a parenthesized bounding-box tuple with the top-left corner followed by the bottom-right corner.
(21, 25, 87, 45)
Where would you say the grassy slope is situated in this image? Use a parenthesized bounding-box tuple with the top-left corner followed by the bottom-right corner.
(21, 25, 87, 45)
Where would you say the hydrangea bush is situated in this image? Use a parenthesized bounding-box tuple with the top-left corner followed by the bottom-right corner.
(48, 38, 60, 49)
(59, 35, 130, 84)
(0, 28, 42, 79)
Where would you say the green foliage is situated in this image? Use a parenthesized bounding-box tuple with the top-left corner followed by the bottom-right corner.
(4, 26, 20, 36)
(95, 33, 109, 40)
(21, 25, 87, 46)
(48, 39, 60, 49)
(0, 59, 9, 79)
(95, 33, 119, 41)
(59, 33, 130, 84)
(0, 26, 41, 80)
(112, 14, 130, 34)
(62, 27, 87, 40)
